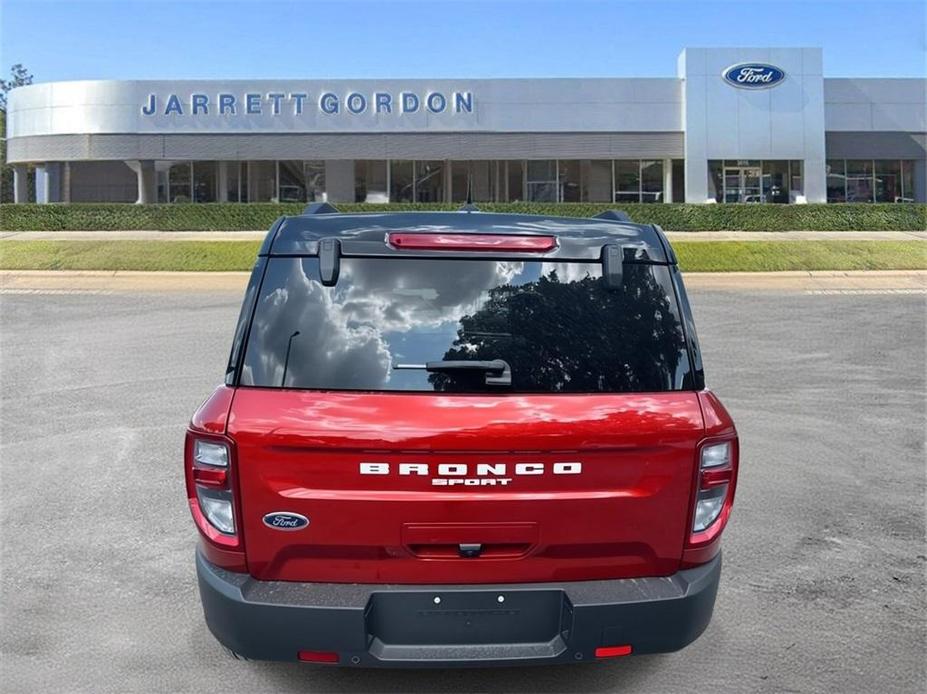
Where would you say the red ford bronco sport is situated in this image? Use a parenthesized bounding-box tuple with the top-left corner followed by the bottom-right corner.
(185, 204, 738, 667)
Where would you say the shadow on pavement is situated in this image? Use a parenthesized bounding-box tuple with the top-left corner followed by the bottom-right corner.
(252, 654, 669, 693)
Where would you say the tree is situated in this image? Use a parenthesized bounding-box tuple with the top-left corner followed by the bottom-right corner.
(1, 64, 34, 202)
(0, 64, 33, 112)
(428, 266, 686, 393)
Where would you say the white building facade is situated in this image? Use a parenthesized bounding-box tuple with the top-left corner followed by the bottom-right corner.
(6, 47, 926, 205)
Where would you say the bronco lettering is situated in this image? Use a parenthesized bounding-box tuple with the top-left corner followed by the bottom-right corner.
(359, 462, 582, 476)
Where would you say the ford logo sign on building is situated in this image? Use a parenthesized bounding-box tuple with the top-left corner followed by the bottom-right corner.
(722, 63, 786, 89)
(262, 512, 310, 531)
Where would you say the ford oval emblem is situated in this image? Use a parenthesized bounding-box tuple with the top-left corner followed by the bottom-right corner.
(262, 512, 310, 531)
(722, 63, 785, 89)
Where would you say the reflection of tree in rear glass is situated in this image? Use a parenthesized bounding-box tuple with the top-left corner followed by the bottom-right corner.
(428, 267, 684, 393)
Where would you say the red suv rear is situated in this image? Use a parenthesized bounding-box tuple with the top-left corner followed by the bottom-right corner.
(185, 205, 738, 667)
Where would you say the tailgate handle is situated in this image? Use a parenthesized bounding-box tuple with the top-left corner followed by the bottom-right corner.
(403, 522, 538, 559)
(458, 543, 482, 558)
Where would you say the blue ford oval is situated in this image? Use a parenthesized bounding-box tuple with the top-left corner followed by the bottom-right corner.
(722, 63, 785, 89)
(262, 512, 310, 531)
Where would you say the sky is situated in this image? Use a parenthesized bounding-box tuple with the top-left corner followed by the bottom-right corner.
(1, 0, 925, 82)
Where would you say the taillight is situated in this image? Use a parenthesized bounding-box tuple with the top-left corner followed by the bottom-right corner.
(688, 439, 738, 547)
(297, 650, 340, 663)
(185, 433, 240, 549)
(595, 644, 633, 659)
(388, 232, 557, 252)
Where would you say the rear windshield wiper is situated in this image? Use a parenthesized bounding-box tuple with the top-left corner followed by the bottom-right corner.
(393, 359, 512, 386)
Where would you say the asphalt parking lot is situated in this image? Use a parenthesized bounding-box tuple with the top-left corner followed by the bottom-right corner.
(1, 280, 924, 693)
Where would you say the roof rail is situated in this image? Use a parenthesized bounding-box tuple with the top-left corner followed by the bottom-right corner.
(593, 210, 631, 222)
(302, 202, 340, 215)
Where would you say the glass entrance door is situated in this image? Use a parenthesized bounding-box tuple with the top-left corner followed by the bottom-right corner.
(723, 166, 764, 203)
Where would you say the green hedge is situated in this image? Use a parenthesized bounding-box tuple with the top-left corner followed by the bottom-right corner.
(1, 202, 925, 231)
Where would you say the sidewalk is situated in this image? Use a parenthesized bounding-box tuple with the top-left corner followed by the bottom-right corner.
(1, 230, 926, 242)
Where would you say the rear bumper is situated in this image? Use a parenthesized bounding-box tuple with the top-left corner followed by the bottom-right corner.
(196, 549, 721, 667)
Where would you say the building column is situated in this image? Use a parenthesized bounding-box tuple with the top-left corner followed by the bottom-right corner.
(684, 157, 710, 203)
(35, 163, 63, 203)
(217, 162, 229, 202)
(663, 158, 673, 203)
(913, 159, 927, 203)
(324, 160, 356, 203)
(125, 160, 157, 204)
(803, 159, 826, 204)
(139, 161, 156, 204)
(13, 164, 29, 203)
(444, 160, 452, 203)
(35, 165, 46, 203)
(62, 163, 71, 203)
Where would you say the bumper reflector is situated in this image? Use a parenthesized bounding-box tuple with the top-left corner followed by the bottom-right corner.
(297, 650, 339, 663)
(595, 644, 633, 658)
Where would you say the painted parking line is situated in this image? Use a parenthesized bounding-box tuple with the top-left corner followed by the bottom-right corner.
(0, 288, 114, 295)
(805, 288, 927, 295)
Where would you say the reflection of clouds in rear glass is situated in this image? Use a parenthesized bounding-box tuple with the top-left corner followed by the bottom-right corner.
(239, 256, 690, 392)
(240, 258, 391, 389)
(334, 259, 523, 332)
(241, 258, 523, 389)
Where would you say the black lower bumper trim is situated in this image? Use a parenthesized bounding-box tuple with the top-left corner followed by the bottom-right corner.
(196, 550, 721, 667)
(368, 636, 567, 662)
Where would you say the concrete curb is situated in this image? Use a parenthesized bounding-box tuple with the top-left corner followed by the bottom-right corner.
(0, 231, 268, 241)
(2, 269, 924, 294)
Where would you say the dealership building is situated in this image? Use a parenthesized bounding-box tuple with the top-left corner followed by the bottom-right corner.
(6, 47, 926, 205)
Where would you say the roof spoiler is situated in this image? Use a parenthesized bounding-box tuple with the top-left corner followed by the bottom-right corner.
(302, 202, 340, 215)
(593, 210, 631, 222)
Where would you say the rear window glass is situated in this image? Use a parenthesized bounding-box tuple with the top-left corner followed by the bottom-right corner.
(240, 257, 692, 393)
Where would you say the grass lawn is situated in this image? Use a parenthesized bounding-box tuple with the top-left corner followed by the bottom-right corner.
(0, 240, 262, 272)
(675, 240, 927, 272)
(0, 239, 925, 273)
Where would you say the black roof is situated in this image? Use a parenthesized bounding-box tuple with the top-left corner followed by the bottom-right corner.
(260, 210, 675, 264)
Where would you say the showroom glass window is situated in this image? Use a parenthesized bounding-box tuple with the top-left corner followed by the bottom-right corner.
(504, 161, 524, 201)
(875, 160, 902, 203)
(168, 163, 191, 203)
(390, 161, 414, 202)
(249, 162, 276, 202)
(526, 160, 558, 202)
(192, 162, 217, 203)
(846, 160, 874, 202)
(615, 161, 641, 202)
(827, 160, 914, 203)
(225, 162, 249, 203)
(558, 160, 582, 202)
(355, 160, 388, 203)
(451, 161, 496, 202)
(641, 161, 663, 203)
(826, 160, 846, 202)
(585, 160, 613, 202)
(415, 161, 445, 202)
